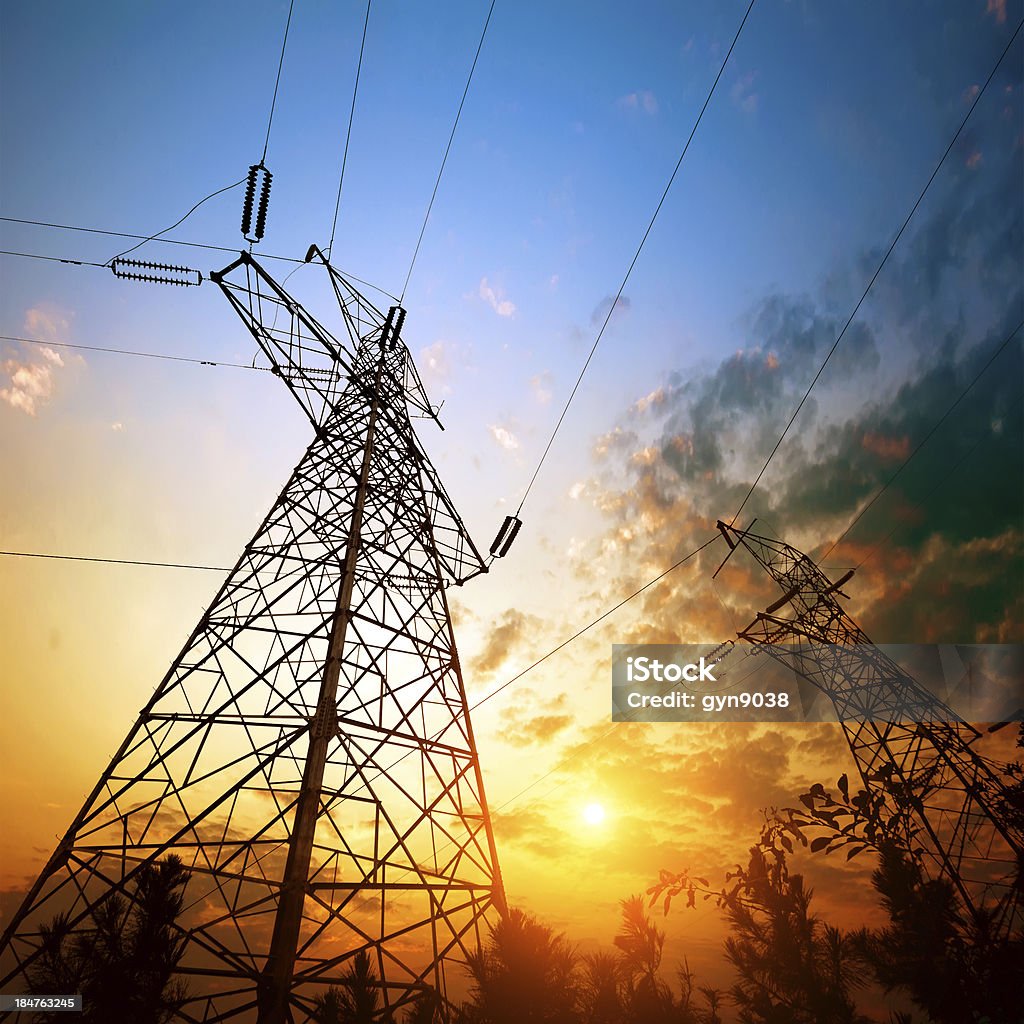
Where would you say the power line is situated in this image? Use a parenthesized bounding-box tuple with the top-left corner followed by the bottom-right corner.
(468, 535, 718, 712)
(0, 551, 228, 571)
(400, 0, 497, 303)
(819, 317, 1024, 563)
(515, 0, 758, 518)
(0, 248, 106, 268)
(339, 534, 721, 850)
(327, 0, 372, 260)
(0, 216, 400, 301)
(0, 333, 273, 372)
(730, 15, 1024, 527)
(262, 0, 297, 163)
(109, 177, 245, 264)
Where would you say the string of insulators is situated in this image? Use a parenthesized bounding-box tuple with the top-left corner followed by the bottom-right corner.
(489, 515, 522, 558)
(705, 639, 735, 666)
(111, 258, 202, 287)
(241, 163, 273, 242)
(378, 306, 408, 351)
(272, 366, 339, 385)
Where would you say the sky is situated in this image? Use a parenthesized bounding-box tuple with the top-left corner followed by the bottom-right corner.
(1, 0, 1022, 1013)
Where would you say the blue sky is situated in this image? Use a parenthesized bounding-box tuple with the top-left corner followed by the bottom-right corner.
(2, 0, 1022, 1003)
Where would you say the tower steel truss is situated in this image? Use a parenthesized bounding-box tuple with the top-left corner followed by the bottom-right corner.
(0, 248, 506, 1022)
(717, 520, 1022, 936)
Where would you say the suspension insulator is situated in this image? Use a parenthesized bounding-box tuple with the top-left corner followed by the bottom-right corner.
(489, 515, 523, 558)
(254, 167, 273, 241)
(381, 306, 407, 350)
(706, 639, 735, 665)
(111, 258, 202, 287)
(241, 165, 258, 237)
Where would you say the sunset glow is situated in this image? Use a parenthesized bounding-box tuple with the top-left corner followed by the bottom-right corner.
(1, 3, 1021, 1022)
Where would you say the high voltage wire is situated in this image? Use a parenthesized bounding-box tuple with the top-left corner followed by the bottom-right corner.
(0, 551, 229, 571)
(336, 536, 719, 832)
(467, 535, 719, 711)
(262, 0, 296, 164)
(4, 7, 1017, 766)
(0, 333, 273, 372)
(0, 217, 400, 301)
(108, 178, 245, 265)
(400, 0, 497, 303)
(729, 15, 1024, 528)
(327, 0, 372, 261)
(514, 0, 758, 519)
(0, 248, 106, 269)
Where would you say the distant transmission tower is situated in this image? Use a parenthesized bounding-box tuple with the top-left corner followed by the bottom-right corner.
(0, 247, 506, 1022)
(716, 520, 1023, 936)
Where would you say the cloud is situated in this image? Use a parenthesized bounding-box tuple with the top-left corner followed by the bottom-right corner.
(591, 294, 631, 326)
(559, 140, 1023, 649)
(530, 372, 553, 405)
(416, 339, 467, 398)
(479, 277, 516, 317)
(488, 423, 520, 451)
(1, 306, 75, 416)
(987, 0, 1007, 23)
(860, 432, 910, 461)
(470, 609, 536, 675)
(617, 90, 658, 115)
(633, 387, 667, 415)
(1, 350, 64, 416)
(730, 71, 759, 114)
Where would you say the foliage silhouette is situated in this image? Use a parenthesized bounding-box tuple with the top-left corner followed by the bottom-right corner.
(27, 855, 190, 1024)
(461, 907, 579, 1023)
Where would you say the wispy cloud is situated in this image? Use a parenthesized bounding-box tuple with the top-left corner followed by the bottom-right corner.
(489, 423, 520, 451)
(617, 90, 658, 115)
(730, 71, 759, 114)
(1, 306, 75, 416)
(591, 294, 631, 326)
(479, 277, 516, 318)
(530, 371, 553, 405)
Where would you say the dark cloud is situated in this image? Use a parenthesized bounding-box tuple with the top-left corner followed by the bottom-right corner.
(470, 609, 538, 675)
(565, 113, 1022, 644)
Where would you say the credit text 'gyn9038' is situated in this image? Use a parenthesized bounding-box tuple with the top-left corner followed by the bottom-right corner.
(610, 644, 1024, 724)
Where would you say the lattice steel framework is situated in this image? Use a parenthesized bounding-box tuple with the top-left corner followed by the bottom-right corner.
(0, 248, 506, 1022)
(717, 520, 1023, 937)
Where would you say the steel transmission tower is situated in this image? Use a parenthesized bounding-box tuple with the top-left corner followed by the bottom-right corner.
(0, 248, 506, 1022)
(716, 519, 1023, 937)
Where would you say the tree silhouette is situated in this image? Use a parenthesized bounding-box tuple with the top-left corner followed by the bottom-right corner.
(853, 842, 1024, 1024)
(772, 774, 1024, 1024)
(721, 843, 869, 1024)
(27, 855, 190, 1024)
(577, 952, 623, 1024)
(462, 907, 578, 1023)
(312, 950, 396, 1023)
(613, 895, 676, 1023)
(697, 984, 725, 1024)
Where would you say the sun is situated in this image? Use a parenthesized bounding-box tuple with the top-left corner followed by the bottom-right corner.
(582, 802, 606, 826)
